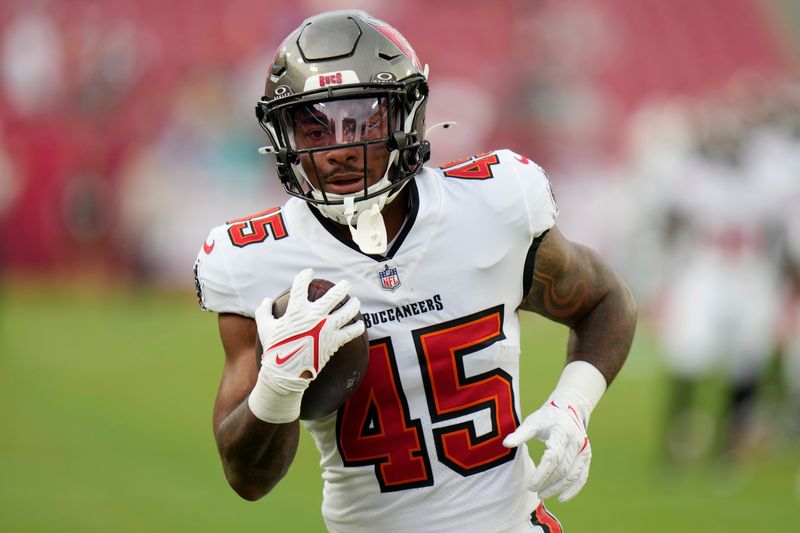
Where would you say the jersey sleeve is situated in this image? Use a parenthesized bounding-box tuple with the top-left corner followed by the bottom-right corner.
(193, 225, 248, 315)
(502, 150, 559, 238)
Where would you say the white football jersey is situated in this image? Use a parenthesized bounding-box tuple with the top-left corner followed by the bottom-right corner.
(195, 149, 558, 533)
(656, 154, 784, 379)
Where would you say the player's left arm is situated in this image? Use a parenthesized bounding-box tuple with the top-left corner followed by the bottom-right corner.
(504, 225, 637, 502)
(520, 226, 637, 383)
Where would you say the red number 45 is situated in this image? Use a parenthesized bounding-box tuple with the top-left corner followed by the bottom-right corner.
(336, 306, 519, 492)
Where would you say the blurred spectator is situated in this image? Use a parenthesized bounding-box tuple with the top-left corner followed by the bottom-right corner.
(1, 1, 63, 116)
(117, 66, 284, 285)
(626, 81, 800, 468)
(0, 135, 17, 219)
(0, 0, 797, 296)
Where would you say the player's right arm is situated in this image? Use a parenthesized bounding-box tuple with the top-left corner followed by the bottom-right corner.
(213, 312, 300, 501)
(211, 269, 364, 501)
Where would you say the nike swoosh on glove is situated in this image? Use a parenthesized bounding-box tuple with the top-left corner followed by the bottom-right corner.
(503, 400, 591, 502)
(248, 268, 365, 423)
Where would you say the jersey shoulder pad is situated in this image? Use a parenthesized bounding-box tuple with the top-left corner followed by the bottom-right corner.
(194, 207, 288, 315)
(496, 149, 558, 237)
(194, 223, 246, 315)
(224, 207, 289, 248)
(437, 150, 504, 180)
(436, 149, 558, 237)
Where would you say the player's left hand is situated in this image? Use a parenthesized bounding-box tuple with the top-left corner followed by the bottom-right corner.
(503, 400, 591, 502)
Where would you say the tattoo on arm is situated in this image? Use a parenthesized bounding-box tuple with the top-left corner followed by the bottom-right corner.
(522, 227, 598, 326)
(520, 227, 637, 384)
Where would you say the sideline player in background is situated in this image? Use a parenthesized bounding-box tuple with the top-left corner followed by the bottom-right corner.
(637, 98, 792, 467)
(194, 11, 636, 532)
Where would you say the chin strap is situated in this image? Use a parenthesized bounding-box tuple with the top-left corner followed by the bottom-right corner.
(344, 196, 388, 255)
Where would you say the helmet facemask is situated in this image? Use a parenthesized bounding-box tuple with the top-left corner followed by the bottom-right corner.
(257, 81, 428, 254)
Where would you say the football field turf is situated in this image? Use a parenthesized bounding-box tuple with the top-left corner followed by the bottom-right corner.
(1, 282, 798, 531)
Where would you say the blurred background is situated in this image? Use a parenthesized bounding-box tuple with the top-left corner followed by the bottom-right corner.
(1, 0, 800, 530)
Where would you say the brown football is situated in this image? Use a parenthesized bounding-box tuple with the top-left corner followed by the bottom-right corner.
(256, 278, 369, 420)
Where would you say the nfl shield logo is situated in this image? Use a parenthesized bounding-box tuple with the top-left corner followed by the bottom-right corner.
(378, 265, 401, 291)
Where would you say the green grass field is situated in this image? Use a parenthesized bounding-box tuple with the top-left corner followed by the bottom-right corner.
(1, 282, 798, 532)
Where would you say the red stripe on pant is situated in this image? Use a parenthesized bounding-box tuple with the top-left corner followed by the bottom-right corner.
(532, 501, 563, 533)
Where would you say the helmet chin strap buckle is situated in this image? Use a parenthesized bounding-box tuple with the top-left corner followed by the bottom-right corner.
(344, 196, 388, 255)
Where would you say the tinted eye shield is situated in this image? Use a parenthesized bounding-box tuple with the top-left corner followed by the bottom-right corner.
(288, 97, 391, 148)
(277, 98, 394, 203)
(255, 78, 426, 143)
(266, 95, 396, 149)
(256, 79, 424, 120)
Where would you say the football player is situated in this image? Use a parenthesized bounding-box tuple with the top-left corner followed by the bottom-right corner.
(649, 102, 788, 465)
(194, 10, 636, 532)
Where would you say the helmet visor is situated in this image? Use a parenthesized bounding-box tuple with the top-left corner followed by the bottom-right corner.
(286, 97, 391, 150)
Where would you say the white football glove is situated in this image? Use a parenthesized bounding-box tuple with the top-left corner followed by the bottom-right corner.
(248, 268, 365, 424)
(503, 361, 607, 503)
(504, 398, 591, 502)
